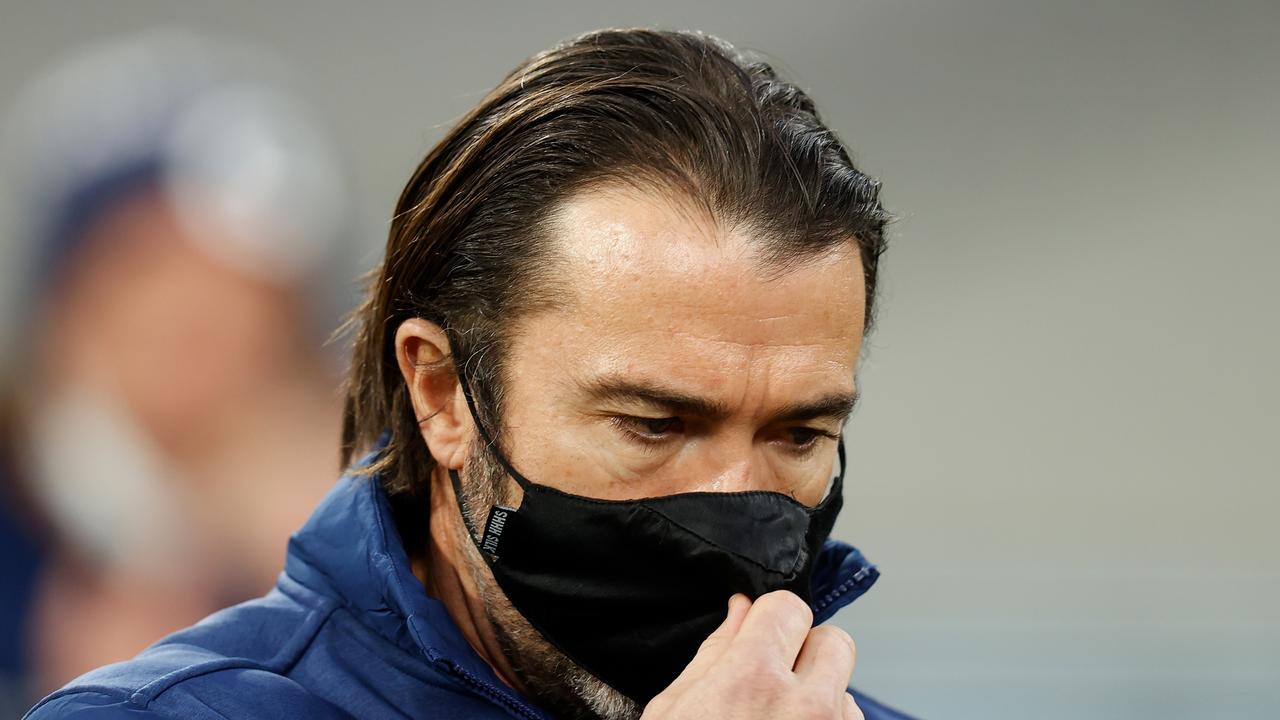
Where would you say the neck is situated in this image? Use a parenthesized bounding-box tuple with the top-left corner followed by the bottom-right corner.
(413, 466, 528, 695)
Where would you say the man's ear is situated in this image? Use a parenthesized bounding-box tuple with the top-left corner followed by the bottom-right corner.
(394, 318, 472, 470)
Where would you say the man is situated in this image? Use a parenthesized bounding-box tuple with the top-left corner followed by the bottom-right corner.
(27, 28, 914, 720)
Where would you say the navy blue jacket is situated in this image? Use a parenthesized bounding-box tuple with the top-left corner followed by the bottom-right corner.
(26, 457, 916, 719)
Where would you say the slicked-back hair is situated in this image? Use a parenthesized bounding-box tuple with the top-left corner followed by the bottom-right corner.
(340, 28, 892, 522)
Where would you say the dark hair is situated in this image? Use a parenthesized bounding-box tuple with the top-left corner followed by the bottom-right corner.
(340, 27, 891, 508)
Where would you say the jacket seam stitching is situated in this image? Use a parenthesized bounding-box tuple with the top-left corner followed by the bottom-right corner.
(25, 687, 147, 716)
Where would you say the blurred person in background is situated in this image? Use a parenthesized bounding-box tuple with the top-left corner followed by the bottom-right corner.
(0, 30, 349, 712)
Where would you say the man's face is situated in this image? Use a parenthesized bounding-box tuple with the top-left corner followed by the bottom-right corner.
(450, 184, 866, 719)
(493, 185, 865, 505)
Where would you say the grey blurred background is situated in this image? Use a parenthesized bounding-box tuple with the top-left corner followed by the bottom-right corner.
(1, 1, 1276, 718)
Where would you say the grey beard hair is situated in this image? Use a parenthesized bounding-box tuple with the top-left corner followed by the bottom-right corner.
(455, 435, 642, 720)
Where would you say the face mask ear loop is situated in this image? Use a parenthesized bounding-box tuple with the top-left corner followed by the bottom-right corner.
(447, 352, 531, 559)
(448, 467, 487, 549)
(450, 351, 534, 493)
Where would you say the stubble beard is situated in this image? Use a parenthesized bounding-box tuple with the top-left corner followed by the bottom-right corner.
(454, 437, 641, 720)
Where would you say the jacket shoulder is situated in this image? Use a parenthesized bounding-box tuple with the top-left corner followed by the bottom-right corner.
(27, 583, 347, 720)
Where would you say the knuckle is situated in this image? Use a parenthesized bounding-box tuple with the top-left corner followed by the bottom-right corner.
(757, 590, 814, 629)
(840, 627, 857, 656)
(814, 626, 856, 662)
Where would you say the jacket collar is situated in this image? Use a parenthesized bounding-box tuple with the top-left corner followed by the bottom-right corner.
(284, 446, 879, 715)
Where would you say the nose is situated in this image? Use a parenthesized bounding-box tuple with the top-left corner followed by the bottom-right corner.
(698, 435, 772, 494)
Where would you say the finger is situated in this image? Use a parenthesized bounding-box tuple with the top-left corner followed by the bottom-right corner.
(793, 625, 856, 691)
(843, 692, 864, 720)
(727, 590, 814, 670)
(677, 593, 753, 678)
(701, 593, 752, 658)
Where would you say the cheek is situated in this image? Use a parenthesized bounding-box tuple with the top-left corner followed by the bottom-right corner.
(780, 454, 842, 508)
(500, 399, 610, 490)
(495, 325, 614, 485)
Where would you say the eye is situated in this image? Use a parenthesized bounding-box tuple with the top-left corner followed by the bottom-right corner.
(782, 427, 838, 456)
(610, 416, 685, 445)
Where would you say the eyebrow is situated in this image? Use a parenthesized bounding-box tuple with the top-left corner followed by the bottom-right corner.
(577, 376, 859, 425)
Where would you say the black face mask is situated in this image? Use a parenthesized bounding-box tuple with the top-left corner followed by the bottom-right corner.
(448, 368, 845, 705)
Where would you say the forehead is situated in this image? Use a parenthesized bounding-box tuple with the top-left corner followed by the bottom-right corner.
(517, 185, 865, 387)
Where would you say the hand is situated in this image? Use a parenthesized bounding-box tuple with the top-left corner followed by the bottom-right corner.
(641, 591, 862, 720)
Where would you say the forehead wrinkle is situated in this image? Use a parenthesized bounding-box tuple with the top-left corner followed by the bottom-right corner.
(580, 330, 852, 405)
(657, 327, 854, 355)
